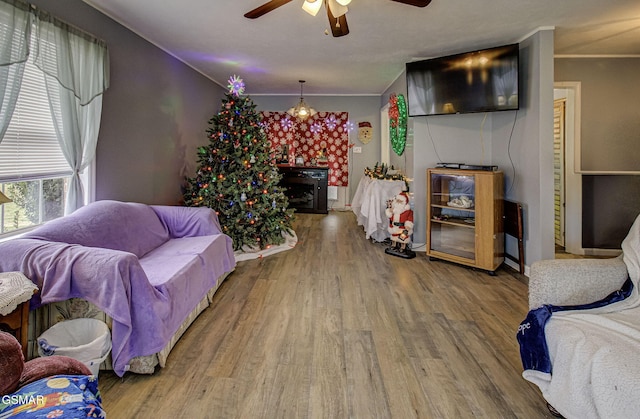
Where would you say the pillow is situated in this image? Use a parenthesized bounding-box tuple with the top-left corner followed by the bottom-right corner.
(19, 355, 92, 388)
(0, 331, 24, 396)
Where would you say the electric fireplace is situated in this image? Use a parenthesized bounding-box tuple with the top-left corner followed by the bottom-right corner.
(278, 166, 328, 214)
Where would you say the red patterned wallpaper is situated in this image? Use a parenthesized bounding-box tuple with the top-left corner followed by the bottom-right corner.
(260, 111, 350, 186)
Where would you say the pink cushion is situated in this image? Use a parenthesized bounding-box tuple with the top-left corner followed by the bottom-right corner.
(1, 331, 93, 396)
(20, 355, 92, 387)
(0, 331, 24, 396)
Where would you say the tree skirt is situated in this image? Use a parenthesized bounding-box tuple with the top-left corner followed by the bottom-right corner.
(234, 231, 298, 262)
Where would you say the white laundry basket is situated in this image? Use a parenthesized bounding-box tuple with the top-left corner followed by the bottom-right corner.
(37, 318, 112, 377)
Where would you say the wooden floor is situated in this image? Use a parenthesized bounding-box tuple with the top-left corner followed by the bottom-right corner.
(98, 211, 552, 418)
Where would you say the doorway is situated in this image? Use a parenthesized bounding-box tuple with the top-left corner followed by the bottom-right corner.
(554, 82, 583, 256)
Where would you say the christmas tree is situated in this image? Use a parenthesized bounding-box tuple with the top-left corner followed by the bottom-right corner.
(183, 75, 294, 251)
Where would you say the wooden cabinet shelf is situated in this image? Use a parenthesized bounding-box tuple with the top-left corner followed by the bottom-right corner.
(431, 202, 476, 212)
(427, 168, 504, 274)
(431, 217, 475, 228)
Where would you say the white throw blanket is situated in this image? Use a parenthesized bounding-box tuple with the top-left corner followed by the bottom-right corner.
(0, 271, 38, 315)
(523, 215, 640, 418)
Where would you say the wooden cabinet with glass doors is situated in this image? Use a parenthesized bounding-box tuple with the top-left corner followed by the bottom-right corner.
(427, 168, 504, 274)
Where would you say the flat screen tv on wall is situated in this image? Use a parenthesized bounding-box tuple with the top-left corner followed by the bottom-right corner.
(406, 43, 520, 117)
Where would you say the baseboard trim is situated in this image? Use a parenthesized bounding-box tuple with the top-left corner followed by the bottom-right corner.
(582, 248, 622, 257)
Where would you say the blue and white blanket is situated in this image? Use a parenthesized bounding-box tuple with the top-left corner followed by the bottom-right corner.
(0, 375, 104, 418)
(517, 277, 633, 374)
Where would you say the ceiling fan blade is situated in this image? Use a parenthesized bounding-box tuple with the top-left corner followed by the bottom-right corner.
(389, 0, 432, 7)
(327, 1, 349, 37)
(244, 0, 293, 19)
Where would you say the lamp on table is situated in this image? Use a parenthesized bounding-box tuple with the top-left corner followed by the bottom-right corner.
(0, 190, 11, 205)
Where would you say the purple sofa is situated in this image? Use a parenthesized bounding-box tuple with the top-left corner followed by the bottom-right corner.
(0, 200, 235, 376)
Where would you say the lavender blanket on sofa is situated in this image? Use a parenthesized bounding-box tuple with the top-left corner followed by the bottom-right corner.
(0, 201, 235, 376)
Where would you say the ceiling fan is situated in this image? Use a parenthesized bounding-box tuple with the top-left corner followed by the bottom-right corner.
(244, 0, 432, 38)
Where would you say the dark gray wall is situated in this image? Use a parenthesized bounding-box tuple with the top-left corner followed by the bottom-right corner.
(556, 57, 640, 248)
(583, 175, 640, 248)
(29, 0, 226, 205)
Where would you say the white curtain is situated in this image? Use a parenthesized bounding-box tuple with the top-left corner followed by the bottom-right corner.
(0, 0, 31, 142)
(33, 9, 109, 214)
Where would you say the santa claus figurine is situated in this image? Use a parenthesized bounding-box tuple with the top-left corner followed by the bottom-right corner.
(385, 192, 416, 258)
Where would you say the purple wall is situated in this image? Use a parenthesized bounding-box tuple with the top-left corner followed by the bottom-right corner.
(29, 0, 226, 205)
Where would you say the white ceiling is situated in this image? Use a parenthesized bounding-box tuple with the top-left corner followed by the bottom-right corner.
(81, 0, 640, 96)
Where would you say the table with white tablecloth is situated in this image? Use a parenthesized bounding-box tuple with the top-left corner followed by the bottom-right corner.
(351, 176, 408, 242)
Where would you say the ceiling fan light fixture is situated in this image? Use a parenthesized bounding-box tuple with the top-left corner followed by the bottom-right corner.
(327, 0, 348, 18)
(302, 0, 322, 16)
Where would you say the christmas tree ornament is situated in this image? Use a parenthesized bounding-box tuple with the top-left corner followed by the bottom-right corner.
(227, 75, 246, 96)
(241, 192, 247, 202)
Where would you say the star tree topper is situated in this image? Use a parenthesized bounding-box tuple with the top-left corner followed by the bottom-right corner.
(227, 75, 245, 96)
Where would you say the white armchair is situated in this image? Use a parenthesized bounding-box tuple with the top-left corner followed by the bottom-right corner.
(521, 214, 640, 419)
(528, 256, 627, 309)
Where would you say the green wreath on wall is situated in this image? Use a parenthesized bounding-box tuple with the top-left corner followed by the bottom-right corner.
(389, 93, 407, 156)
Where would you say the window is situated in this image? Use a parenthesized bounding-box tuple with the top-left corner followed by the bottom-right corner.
(0, 29, 72, 236)
(0, 1, 107, 238)
(0, 178, 67, 234)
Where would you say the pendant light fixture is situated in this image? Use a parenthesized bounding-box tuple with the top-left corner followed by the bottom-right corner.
(287, 80, 317, 120)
